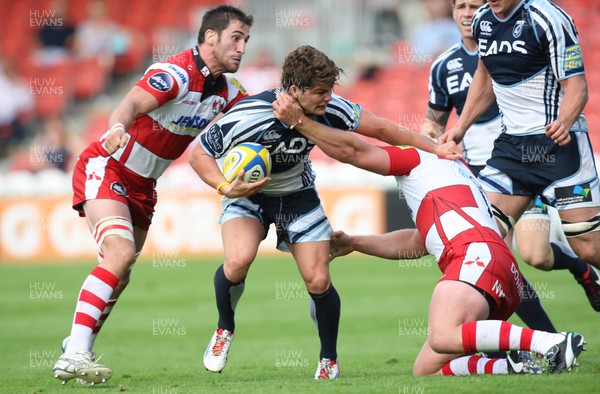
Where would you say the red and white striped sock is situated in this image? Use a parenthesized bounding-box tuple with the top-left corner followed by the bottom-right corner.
(90, 299, 117, 345)
(461, 321, 564, 355)
(64, 266, 119, 354)
(442, 355, 507, 375)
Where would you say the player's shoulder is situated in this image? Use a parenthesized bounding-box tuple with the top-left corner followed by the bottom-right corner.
(327, 93, 361, 113)
(526, 0, 575, 27)
(431, 43, 463, 72)
(472, 3, 492, 36)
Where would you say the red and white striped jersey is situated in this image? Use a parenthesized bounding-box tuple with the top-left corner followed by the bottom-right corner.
(102, 46, 247, 180)
(382, 146, 503, 270)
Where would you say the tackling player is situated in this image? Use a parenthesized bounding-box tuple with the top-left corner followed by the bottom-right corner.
(439, 0, 600, 296)
(272, 91, 586, 376)
(52, 5, 255, 385)
(190, 45, 461, 380)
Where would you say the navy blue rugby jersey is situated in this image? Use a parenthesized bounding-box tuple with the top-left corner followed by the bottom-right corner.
(199, 88, 361, 195)
(428, 42, 500, 124)
(472, 0, 587, 136)
(428, 43, 502, 166)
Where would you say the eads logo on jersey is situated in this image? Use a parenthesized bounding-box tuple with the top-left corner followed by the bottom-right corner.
(555, 183, 592, 206)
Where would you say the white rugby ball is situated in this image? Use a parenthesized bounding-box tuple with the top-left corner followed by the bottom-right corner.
(221, 142, 272, 183)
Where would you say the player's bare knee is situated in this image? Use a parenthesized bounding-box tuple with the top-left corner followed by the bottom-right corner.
(521, 252, 553, 271)
(303, 273, 330, 294)
(223, 257, 252, 282)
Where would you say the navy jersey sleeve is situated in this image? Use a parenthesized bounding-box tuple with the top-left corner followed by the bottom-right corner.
(530, 1, 584, 80)
(199, 98, 275, 158)
(321, 94, 362, 131)
(427, 56, 452, 112)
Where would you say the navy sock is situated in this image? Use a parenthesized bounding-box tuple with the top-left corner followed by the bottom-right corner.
(309, 285, 341, 360)
(515, 275, 557, 333)
(550, 241, 588, 278)
(214, 264, 245, 332)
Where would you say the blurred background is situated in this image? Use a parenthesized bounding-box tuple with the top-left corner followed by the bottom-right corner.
(1, 0, 599, 263)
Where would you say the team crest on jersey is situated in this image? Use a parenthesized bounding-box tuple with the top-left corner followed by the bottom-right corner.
(200, 66, 210, 77)
(211, 98, 225, 115)
(513, 20, 525, 38)
(148, 72, 174, 92)
(111, 182, 128, 197)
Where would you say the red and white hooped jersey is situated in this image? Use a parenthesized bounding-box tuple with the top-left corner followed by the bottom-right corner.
(100, 46, 247, 180)
(382, 146, 503, 270)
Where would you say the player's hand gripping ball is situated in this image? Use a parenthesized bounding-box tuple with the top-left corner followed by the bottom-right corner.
(221, 142, 272, 183)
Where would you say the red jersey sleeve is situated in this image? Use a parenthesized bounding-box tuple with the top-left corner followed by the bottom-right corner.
(136, 68, 181, 106)
(381, 145, 421, 176)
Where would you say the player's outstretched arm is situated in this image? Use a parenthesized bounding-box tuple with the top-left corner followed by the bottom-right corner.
(440, 59, 495, 145)
(545, 74, 588, 146)
(104, 86, 160, 154)
(420, 107, 451, 143)
(189, 143, 269, 198)
(356, 109, 461, 160)
(273, 92, 390, 175)
(330, 229, 427, 261)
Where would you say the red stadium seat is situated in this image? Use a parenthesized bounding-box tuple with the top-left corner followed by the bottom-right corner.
(73, 57, 110, 99)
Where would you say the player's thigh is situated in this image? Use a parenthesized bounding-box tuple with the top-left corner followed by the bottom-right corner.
(221, 217, 265, 266)
(413, 339, 460, 376)
(514, 217, 552, 269)
(486, 192, 531, 230)
(287, 241, 331, 290)
(428, 281, 489, 353)
(82, 199, 132, 231)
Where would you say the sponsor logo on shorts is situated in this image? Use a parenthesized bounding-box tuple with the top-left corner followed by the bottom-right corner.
(148, 72, 174, 92)
(111, 182, 128, 197)
(555, 183, 592, 206)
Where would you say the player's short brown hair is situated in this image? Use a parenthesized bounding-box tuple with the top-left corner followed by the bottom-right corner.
(281, 45, 344, 91)
(197, 5, 253, 44)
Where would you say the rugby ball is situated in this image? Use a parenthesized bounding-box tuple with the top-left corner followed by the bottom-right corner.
(221, 142, 271, 183)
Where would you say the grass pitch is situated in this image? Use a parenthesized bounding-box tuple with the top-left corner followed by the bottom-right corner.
(1, 254, 599, 393)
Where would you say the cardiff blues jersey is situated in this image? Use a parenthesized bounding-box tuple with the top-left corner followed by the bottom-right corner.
(428, 43, 502, 166)
(199, 88, 361, 195)
(472, 0, 587, 136)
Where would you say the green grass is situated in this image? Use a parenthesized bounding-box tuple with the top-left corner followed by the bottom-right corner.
(1, 255, 599, 393)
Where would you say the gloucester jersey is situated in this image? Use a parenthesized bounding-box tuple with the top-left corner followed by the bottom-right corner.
(103, 46, 247, 180)
(199, 88, 362, 195)
(428, 43, 502, 166)
(382, 146, 503, 269)
(472, 0, 587, 136)
(383, 146, 523, 313)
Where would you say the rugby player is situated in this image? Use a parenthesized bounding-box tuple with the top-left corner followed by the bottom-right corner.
(190, 45, 461, 380)
(52, 5, 255, 385)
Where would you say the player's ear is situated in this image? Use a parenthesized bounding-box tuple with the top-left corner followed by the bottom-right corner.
(205, 29, 217, 45)
(289, 85, 301, 99)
